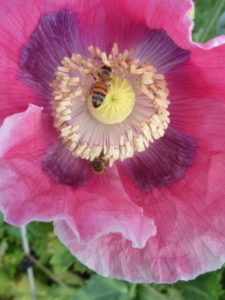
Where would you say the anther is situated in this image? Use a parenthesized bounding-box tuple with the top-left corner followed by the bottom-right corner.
(51, 43, 170, 168)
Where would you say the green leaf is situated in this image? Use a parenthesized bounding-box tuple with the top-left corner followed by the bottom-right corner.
(71, 257, 93, 276)
(175, 271, 223, 300)
(199, 0, 225, 42)
(73, 275, 130, 300)
(43, 285, 77, 300)
(4, 224, 21, 241)
(0, 239, 8, 260)
(28, 222, 54, 262)
(0, 213, 4, 239)
(13, 275, 33, 300)
(50, 242, 75, 274)
(2, 247, 24, 277)
(217, 11, 225, 35)
(194, 0, 225, 42)
(0, 269, 14, 298)
(49, 236, 88, 285)
(137, 284, 170, 300)
(167, 287, 185, 300)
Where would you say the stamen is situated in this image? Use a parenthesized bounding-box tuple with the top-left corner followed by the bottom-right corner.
(51, 43, 170, 169)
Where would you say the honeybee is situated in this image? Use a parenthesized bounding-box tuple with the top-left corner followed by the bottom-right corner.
(91, 154, 109, 174)
(91, 65, 112, 108)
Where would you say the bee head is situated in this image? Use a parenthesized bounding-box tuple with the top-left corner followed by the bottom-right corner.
(101, 65, 112, 72)
(98, 65, 112, 82)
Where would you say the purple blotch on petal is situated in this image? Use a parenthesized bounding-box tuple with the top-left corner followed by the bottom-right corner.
(133, 29, 190, 74)
(19, 10, 79, 104)
(42, 143, 90, 187)
(119, 129, 197, 194)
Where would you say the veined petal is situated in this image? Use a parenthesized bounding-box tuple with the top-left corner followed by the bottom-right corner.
(0, 1, 108, 119)
(100, 0, 194, 50)
(117, 129, 197, 195)
(170, 98, 225, 151)
(0, 0, 43, 122)
(195, 35, 225, 49)
(54, 146, 225, 283)
(42, 143, 91, 187)
(0, 68, 40, 124)
(167, 42, 225, 104)
(56, 181, 156, 249)
(0, 105, 70, 225)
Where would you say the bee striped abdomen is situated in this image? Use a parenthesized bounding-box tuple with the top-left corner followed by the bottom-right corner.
(91, 81, 108, 108)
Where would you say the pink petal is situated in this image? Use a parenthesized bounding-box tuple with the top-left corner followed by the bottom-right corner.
(117, 129, 196, 194)
(132, 29, 190, 74)
(170, 98, 225, 152)
(0, 68, 40, 124)
(43, 142, 92, 187)
(0, 1, 98, 123)
(39, 0, 101, 14)
(54, 145, 225, 283)
(54, 95, 225, 282)
(40, 0, 193, 53)
(0, 0, 42, 64)
(0, 0, 194, 125)
(0, 105, 72, 225)
(100, 0, 194, 50)
(0, 105, 156, 249)
(0, 0, 43, 122)
(58, 179, 156, 248)
(194, 35, 225, 49)
(167, 42, 225, 104)
(1, 0, 225, 284)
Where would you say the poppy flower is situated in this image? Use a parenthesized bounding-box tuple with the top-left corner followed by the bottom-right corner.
(0, 0, 225, 283)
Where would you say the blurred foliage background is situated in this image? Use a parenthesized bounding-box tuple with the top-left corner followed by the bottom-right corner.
(1, 0, 225, 299)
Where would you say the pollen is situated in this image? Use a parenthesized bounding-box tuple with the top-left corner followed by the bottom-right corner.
(51, 43, 170, 168)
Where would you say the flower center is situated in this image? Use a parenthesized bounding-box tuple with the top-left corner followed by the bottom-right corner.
(51, 43, 170, 169)
(87, 76, 136, 125)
